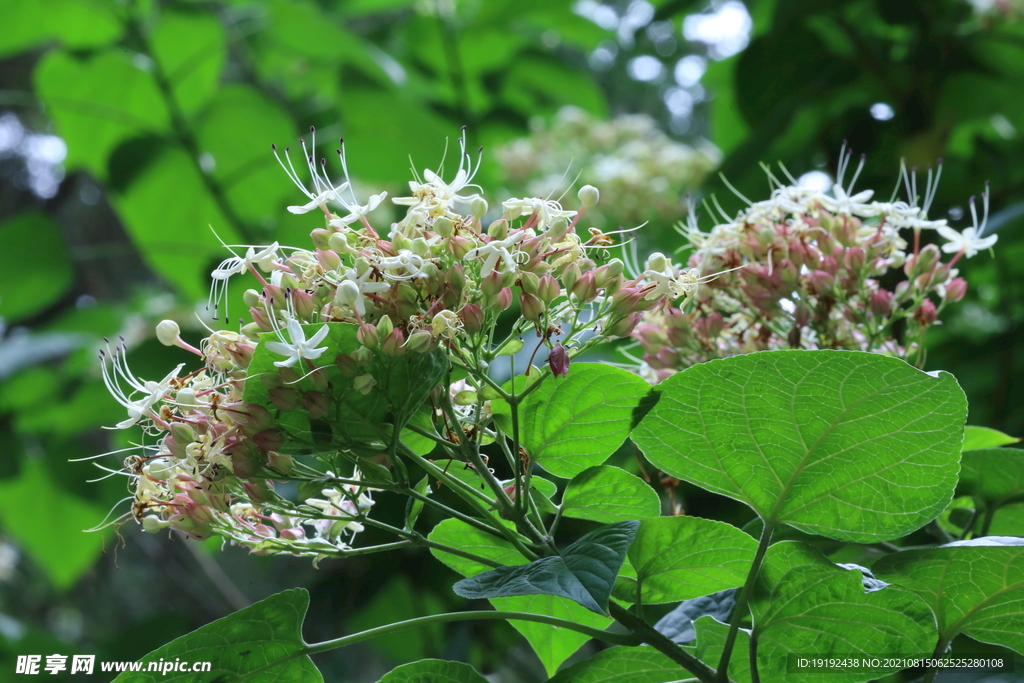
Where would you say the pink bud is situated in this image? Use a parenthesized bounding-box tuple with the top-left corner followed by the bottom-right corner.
(253, 429, 285, 452)
(481, 271, 504, 298)
(382, 328, 406, 357)
(310, 228, 331, 250)
(606, 313, 642, 337)
(944, 277, 968, 302)
(269, 386, 303, 412)
(548, 344, 569, 377)
(268, 451, 294, 475)
(914, 298, 938, 326)
(303, 391, 330, 421)
(459, 304, 485, 334)
(357, 323, 379, 349)
(809, 270, 835, 295)
(571, 272, 598, 302)
(869, 289, 893, 318)
(520, 292, 545, 322)
(493, 287, 513, 313)
(404, 329, 435, 353)
(315, 248, 341, 271)
(843, 247, 866, 273)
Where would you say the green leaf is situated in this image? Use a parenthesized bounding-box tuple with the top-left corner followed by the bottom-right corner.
(964, 425, 1020, 451)
(112, 588, 320, 682)
(427, 519, 611, 675)
(404, 476, 431, 532)
(453, 521, 638, 614)
(378, 659, 488, 683)
(497, 363, 650, 479)
(653, 590, 736, 644)
(562, 466, 660, 523)
(874, 538, 1024, 655)
(688, 617, 752, 683)
(632, 350, 967, 542)
(350, 576, 445, 663)
(0, 212, 73, 322)
(544, 647, 683, 683)
(751, 542, 935, 683)
(35, 49, 169, 178)
(959, 448, 1024, 534)
(113, 147, 239, 299)
(627, 516, 757, 605)
(150, 10, 226, 117)
(0, 0, 122, 57)
(0, 459, 106, 589)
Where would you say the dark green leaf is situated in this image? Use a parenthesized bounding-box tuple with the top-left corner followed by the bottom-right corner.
(0, 212, 73, 322)
(688, 616, 752, 683)
(404, 476, 431, 532)
(351, 576, 445, 663)
(653, 590, 736, 644)
(378, 659, 488, 683)
(544, 647, 683, 683)
(453, 521, 638, 614)
(959, 447, 1024, 535)
(874, 538, 1024, 655)
(632, 350, 967, 542)
(963, 426, 1020, 451)
(751, 542, 935, 683)
(627, 516, 756, 605)
(562, 466, 661, 523)
(495, 364, 650, 478)
(112, 588, 321, 682)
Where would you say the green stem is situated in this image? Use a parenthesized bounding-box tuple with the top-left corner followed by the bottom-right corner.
(978, 504, 998, 538)
(609, 603, 721, 683)
(717, 521, 775, 682)
(303, 609, 638, 658)
(403, 486, 499, 537)
(921, 636, 952, 683)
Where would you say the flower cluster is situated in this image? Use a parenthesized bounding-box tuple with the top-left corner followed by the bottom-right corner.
(498, 106, 720, 230)
(630, 149, 995, 381)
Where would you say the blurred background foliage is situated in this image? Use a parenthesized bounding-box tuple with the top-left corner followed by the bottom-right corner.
(0, 0, 1023, 680)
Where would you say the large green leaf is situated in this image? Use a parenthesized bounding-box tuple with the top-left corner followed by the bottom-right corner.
(0, 0, 122, 57)
(378, 660, 488, 683)
(874, 538, 1024, 655)
(427, 519, 611, 675)
(150, 9, 225, 118)
(626, 516, 757, 605)
(963, 426, 1020, 451)
(453, 521, 638, 615)
(688, 616, 752, 683)
(544, 647, 683, 683)
(0, 212, 73, 322)
(561, 466, 661, 523)
(35, 49, 169, 177)
(112, 588, 321, 682)
(751, 542, 935, 683)
(632, 350, 967, 542)
(496, 364, 650, 478)
(958, 448, 1024, 536)
(350, 575, 445, 663)
(0, 459, 106, 590)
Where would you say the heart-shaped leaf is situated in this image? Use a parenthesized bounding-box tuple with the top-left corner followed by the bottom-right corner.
(113, 588, 320, 682)
(453, 521, 638, 614)
(562, 465, 661, 523)
(632, 350, 967, 542)
(874, 537, 1024, 655)
(627, 516, 756, 604)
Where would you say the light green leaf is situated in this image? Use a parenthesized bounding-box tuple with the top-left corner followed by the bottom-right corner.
(453, 521, 638, 615)
(35, 49, 168, 177)
(0, 212, 73, 322)
(959, 447, 1024, 536)
(627, 516, 757, 605)
(751, 541, 935, 683)
(964, 425, 1020, 451)
(150, 10, 226, 117)
(113, 147, 238, 299)
(632, 350, 967, 542)
(874, 538, 1024, 655)
(562, 465, 660, 523)
(0, 0, 122, 57)
(544, 647, 683, 683)
(378, 659, 488, 683)
(405, 476, 431, 532)
(688, 617, 752, 683)
(0, 459, 106, 590)
(427, 519, 610, 675)
(112, 588, 321, 682)
(499, 363, 650, 479)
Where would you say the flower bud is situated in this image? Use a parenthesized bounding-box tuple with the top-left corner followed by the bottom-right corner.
(869, 289, 893, 318)
(646, 252, 669, 273)
(843, 247, 866, 274)
(492, 287, 513, 313)
(155, 320, 181, 347)
(432, 309, 462, 339)
(914, 298, 937, 326)
(449, 235, 473, 259)
(794, 301, 811, 328)
(471, 196, 489, 219)
(328, 231, 353, 254)
(336, 353, 359, 378)
(548, 344, 569, 377)
(310, 228, 331, 250)
(562, 263, 582, 293)
(269, 386, 303, 412)
(335, 281, 360, 309)
(481, 271, 504, 299)
(433, 216, 454, 237)
(610, 287, 643, 316)
(404, 329, 435, 353)
(292, 289, 316, 320)
(243, 480, 275, 505)
(303, 391, 330, 421)
(519, 271, 541, 295)
(520, 292, 545, 322)
(376, 315, 394, 340)
(944, 277, 968, 302)
(353, 374, 377, 395)
(918, 244, 940, 273)
(241, 322, 263, 341)
(488, 218, 509, 240)
(578, 184, 599, 208)
(268, 451, 294, 475)
(809, 270, 835, 295)
(316, 248, 341, 271)
(253, 429, 285, 452)
(571, 271, 598, 302)
(537, 274, 560, 304)
(459, 304, 485, 334)
(243, 289, 262, 308)
(454, 390, 478, 406)
(546, 218, 569, 240)
(606, 313, 641, 337)
(496, 338, 525, 356)
(382, 328, 406, 357)
(142, 516, 172, 533)
(446, 263, 466, 294)
(357, 323, 379, 349)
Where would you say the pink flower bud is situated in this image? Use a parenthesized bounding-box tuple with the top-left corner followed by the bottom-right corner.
(492, 287, 513, 313)
(606, 313, 642, 337)
(944, 277, 968, 302)
(843, 247, 866, 273)
(809, 270, 835, 295)
(571, 271, 598, 302)
(459, 304, 485, 334)
(537, 274, 561, 304)
(292, 289, 317, 320)
(820, 256, 839, 276)
(269, 386, 303, 412)
(562, 263, 582, 293)
(519, 271, 541, 295)
(237, 404, 275, 433)
(357, 323, 379, 349)
(610, 287, 643, 316)
(268, 451, 294, 474)
(869, 289, 893, 318)
(914, 298, 937, 326)
(253, 429, 285, 452)
(336, 353, 359, 378)
(243, 480, 275, 504)
(315, 248, 341, 271)
(481, 271, 504, 298)
(548, 344, 569, 377)
(404, 329, 436, 353)
(382, 328, 406, 357)
(303, 391, 330, 421)
(310, 228, 331, 250)
(250, 306, 274, 332)
(520, 292, 545, 322)
(449, 235, 473, 259)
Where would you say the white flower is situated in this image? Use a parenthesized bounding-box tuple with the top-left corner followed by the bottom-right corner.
(377, 249, 428, 280)
(392, 132, 482, 214)
(819, 184, 877, 217)
(273, 134, 349, 214)
(328, 190, 388, 228)
(935, 226, 997, 258)
(264, 318, 331, 368)
(502, 196, 576, 230)
(100, 341, 184, 429)
(465, 232, 527, 277)
(210, 243, 279, 281)
(334, 267, 391, 316)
